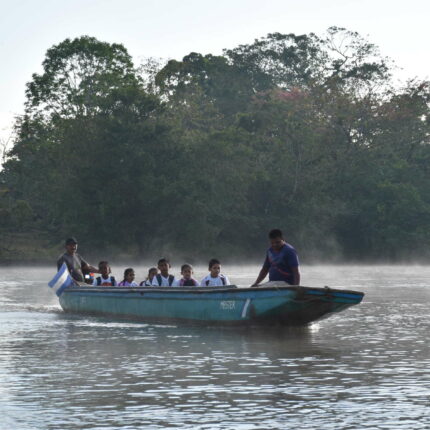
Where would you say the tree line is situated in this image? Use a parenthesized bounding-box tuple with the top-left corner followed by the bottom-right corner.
(1, 27, 429, 262)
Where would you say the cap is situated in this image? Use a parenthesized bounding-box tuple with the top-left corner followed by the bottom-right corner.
(65, 237, 78, 245)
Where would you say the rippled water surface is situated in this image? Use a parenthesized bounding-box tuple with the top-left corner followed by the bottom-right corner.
(0, 265, 429, 429)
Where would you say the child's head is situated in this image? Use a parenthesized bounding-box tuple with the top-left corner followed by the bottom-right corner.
(123, 268, 135, 283)
(98, 261, 111, 277)
(157, 258, 170, 276)
(147, 267, 158, 280)
(208, 258, 221, 277)
(181, 264, 194, 280)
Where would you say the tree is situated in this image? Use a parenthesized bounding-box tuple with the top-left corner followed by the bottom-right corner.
(2, 31, 430, 261)
(25, 36, 139, 121)
(3, 36, 161, 253)
(155, 52, 257, 118)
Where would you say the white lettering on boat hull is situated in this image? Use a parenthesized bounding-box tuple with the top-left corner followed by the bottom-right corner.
(220, 301, 235, 310)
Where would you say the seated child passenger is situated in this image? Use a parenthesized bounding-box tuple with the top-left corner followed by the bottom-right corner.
(140, 267, 158, 286)
(175, 264, 199, 286)
(201, 258, 231, 286)
(118, 268, 138, 287)
(151, 258, 176, 286)
(93, 261, 117, 286)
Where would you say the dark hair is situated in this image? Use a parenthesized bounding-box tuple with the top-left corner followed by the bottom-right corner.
(157, 258, 170, 265)
(98, 261, 109, 268)
(269, 229, 283, 239)
(208, 258, 221, 270)
(146, 267, 158, 281)
(123, 268, 134, 280)
(65, 237, 77, 245)
(181, 264, 193, 272)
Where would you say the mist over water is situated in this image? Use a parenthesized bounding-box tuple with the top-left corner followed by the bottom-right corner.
(1, 265, 429, 429)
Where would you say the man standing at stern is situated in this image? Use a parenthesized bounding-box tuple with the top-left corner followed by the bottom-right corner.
(57, 237, 99, 283)
(251, 229, 300, 287)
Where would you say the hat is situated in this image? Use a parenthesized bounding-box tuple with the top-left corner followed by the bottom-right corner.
(65, 237, 78, 245)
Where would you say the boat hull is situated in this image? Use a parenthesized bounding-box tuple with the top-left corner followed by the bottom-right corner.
(58, 284, 364, 326)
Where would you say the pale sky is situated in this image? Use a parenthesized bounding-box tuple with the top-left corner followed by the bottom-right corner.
(0, 0, 429, 142)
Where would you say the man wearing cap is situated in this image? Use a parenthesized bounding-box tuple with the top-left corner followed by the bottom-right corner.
(57, 238, 99, 283)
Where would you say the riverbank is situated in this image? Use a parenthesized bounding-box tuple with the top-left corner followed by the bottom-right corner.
(0, 231, 59, 264)
(0, 232, 176, 266)
(1, 230, 428, 266)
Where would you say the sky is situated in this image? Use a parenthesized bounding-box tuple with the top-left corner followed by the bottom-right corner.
(0, 0, 429, 142)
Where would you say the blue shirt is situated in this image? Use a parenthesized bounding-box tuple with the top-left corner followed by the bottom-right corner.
(263, 243, 299, 284)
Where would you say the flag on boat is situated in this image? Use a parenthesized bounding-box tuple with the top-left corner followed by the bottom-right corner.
(48, 263, 73, 296)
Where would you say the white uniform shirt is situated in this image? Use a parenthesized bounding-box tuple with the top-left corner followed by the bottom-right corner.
(200, 274, 230, 287)
(151, 274, 176, 286)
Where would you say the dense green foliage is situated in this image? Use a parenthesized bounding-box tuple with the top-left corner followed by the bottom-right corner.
(1, 29, 429, 261)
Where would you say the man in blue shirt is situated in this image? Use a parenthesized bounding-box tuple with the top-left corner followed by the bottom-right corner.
(251, 229, 300, 286)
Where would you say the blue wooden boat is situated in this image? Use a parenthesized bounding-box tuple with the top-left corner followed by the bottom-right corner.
(58, 283, 364, 326)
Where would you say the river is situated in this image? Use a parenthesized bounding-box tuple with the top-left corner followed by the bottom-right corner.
(0, 265, 429, 429)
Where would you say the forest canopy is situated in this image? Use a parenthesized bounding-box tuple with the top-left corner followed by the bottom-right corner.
(1, 28, 429, 262)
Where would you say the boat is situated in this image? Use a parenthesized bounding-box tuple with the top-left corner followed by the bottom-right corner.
(58, 282, 364, 326)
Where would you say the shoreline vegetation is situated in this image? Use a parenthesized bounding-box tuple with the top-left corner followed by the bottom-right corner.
(1, 232, 428, 266)
(1, 27, 429, 264)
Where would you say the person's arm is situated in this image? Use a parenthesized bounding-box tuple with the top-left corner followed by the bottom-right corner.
(285, 248, 300, 285)
(291, 266, 300, 285)
(83, 264, 99, 273)
(251, 253, 270, 287)
(251, 266, 269, 287)
(80, 257, 99, 274)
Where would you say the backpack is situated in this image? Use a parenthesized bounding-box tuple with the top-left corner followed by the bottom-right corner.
(179, 278, 198, 286)
(156, 274, 174, 286)
(96, 276, 116, 286)
(205, 275, 226, 286)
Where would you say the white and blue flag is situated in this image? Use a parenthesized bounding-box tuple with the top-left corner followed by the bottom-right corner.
(48, 263, 73, 296)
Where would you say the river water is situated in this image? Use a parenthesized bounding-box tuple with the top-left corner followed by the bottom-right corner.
(0, 265, 429, 429)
